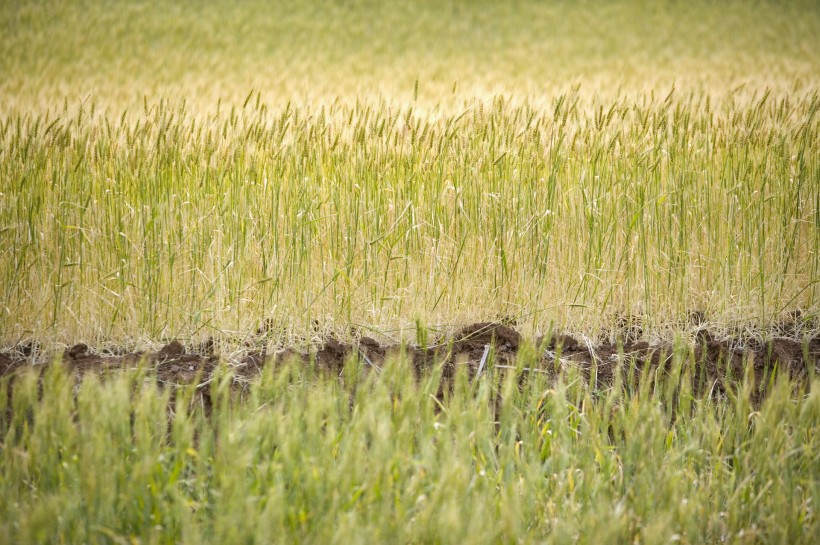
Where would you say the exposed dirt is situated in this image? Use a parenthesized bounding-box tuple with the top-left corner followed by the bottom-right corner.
(2, 323, 818, 409)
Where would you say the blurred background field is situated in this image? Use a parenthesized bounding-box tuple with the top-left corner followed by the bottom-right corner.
(2, 0, 820, 110)
(0, 0, 818, 347)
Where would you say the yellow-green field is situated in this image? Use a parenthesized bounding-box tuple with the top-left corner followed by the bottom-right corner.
(2, 0, 819, 347)
(1, 1, 819, 543)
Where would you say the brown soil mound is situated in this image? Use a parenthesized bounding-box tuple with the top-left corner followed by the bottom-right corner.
(2, 324, 818, 407)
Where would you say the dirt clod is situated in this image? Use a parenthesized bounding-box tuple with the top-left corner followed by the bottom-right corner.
(66, 343, 88, 359)
(453, 322, 521, 351)
(554, 334, 581, 352)
(158, 341, 185, 359)
(359, 336, 380, 349)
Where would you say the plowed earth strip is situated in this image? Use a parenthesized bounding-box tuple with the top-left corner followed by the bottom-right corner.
(2, 323, 818, 409)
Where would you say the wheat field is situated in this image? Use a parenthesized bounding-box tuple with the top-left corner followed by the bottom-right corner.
(0, 1, 819, 543)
